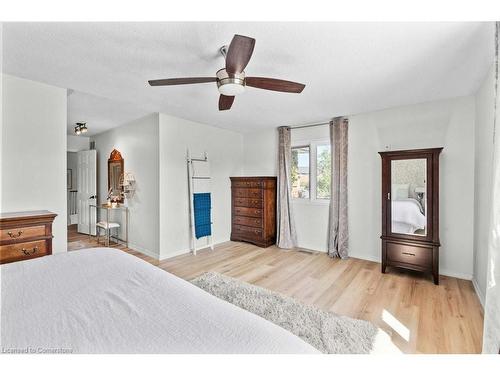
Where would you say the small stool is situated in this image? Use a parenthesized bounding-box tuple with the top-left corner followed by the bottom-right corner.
(96, 221, 121, 247)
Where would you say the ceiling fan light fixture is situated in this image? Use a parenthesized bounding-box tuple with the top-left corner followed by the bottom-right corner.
(147, 34, 306, 111)
(218, 82, 245, 96)
(216, 69, 245, 96)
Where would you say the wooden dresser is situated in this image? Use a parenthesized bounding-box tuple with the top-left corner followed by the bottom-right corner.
(0, 210, 57, 264)
(230, 177, 277, 248)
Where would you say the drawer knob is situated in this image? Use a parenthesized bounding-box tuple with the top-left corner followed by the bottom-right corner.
(7, 230, 23, 238)
(402, 252, 415, 256)
(21, 246, 38, 256)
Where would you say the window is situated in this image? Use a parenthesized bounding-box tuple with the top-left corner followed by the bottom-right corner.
(291, 146, 310, 199)
(316, 144, 331, 199)
(291, 141, 331, 202)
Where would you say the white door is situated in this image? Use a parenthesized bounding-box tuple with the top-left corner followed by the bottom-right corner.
(77, 150, 97, 235)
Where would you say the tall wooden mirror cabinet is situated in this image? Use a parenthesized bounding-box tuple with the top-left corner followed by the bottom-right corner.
(379, 148, 443, 284)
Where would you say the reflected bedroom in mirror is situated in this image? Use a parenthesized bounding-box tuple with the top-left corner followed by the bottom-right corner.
(391, 158, 427, 236)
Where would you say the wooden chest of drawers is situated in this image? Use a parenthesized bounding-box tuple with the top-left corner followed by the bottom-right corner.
(0, 210, 57, 264)
(230, 177, 276, 248)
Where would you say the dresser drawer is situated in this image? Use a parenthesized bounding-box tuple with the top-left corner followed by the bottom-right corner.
(233, 197, 263, 208)
(232, 224, 263, 240)
(386, 242, 432, 268)
(0, 225, 45, 242)
(0, 240, 49, 264)
(233, 206, 263, 218)
(233, 215, 263, 228)
(232, 180, 263, 188)
(233, 188, 263, 199)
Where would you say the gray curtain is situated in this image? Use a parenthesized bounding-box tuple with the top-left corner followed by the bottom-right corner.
(276, 126, 297, 249)
(328, 117, 349, 259)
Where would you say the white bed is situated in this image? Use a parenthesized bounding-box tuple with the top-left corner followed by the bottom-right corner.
(391, 198, 426, 234)
(1, 248, 318, 354)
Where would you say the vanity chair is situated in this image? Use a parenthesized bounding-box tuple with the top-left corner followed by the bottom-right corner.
(96, 221, 121, 247)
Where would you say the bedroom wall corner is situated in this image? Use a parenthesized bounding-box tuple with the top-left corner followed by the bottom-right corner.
(158, 114, 244, 260)
(91, 113, 161, 258)
(1, 74, 68, 252)
(350, 96, 476, 279)
(242, 96, 476, 279)
(472, 63, 495, 307)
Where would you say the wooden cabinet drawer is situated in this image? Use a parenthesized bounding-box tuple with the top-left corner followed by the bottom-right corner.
(232, 225, 263, 239)
(234, 206, 263, 218)
(0, 225, 45, 242)
(386, 242, 432, 268)
(233, 215, 263, 228)
(0, 240, 49, 264)
(233, 188, 263, 199)
(232, 180, 263, 188)
(233, 197, 263, 208)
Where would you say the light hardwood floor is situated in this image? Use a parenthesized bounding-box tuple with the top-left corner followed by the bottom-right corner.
(67, 225, 484, 354)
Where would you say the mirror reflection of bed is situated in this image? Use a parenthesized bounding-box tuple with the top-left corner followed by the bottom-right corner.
(391, 158, 426, 236)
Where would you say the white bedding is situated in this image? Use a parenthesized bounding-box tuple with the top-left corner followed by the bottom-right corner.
(391, 198, 426, 234)
(1, 248, 318, 354)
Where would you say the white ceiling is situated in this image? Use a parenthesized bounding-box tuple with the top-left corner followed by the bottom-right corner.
(67, 90, 150, 136)
(2, 22, 494, 133)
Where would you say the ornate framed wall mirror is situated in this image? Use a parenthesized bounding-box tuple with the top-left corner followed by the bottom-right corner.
(379, 148, 442, 284)
(108, 149, 124, 203)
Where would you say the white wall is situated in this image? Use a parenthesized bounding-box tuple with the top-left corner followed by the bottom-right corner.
(482, 50, 500, 354)
(243, 96, 476, 279)
(350, 96, 475, 279)
(1, 74, 67, 252)
(67, 134, 90, 152)
(159, 114, 243, 260)
(472, 65, 495, 306)
(91, 113, 160, 258)
(0, 25, 3, 210)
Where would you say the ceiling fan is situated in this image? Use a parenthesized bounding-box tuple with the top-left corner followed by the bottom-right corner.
(148, 34, 306, 111)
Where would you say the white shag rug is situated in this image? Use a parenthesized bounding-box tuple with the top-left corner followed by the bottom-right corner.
(191, 272, 398, 354)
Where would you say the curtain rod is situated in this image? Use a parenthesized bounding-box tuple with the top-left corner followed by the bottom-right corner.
(289, 121, 330, 130)
(289, 118, 348, 130)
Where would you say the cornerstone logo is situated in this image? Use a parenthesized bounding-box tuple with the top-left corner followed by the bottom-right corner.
(2, 347, 73, 354)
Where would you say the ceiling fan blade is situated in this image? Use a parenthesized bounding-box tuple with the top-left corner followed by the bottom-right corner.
(225, 35, 256, 74)
(219, 95, 235, 111)
(148, 77, 216, 86)
(245, 77, 305, 93)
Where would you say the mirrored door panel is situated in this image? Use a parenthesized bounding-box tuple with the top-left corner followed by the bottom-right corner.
(390, 158, 427, 236)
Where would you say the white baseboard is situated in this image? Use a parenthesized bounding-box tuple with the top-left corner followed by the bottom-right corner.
(439, 269, 473, 280)
(472, 278, 485, 308)
(159, 238, 229, 261)
(349, 253, 380, 263)
(159, 247, 191, 260)
(348, 253, 473, 280)
(127, 242, 160, 260)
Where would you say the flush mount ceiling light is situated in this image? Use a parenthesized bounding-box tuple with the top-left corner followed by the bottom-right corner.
(148, 34, 306, 111)
(74, 122, 87, 135)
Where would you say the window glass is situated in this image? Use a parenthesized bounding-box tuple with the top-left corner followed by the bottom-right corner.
(316, 144, 331, 199)
(291, 146, 310, 199)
